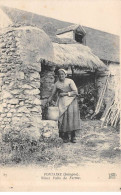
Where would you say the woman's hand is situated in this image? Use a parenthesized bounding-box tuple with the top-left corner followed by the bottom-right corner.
(46, 97, 52, 107)
(68, 91, 78, 97)
(59, 92, 68, 97)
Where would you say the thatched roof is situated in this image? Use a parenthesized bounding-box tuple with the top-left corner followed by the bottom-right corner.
(52, 43, 106, 70)
(1, 6, 119, 63)
(50, 36, 77, 44)
(84, 26, 120, 63)
(1, 6, 120, 63)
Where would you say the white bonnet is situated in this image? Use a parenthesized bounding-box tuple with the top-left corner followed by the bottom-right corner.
(58, 69, 67, 76)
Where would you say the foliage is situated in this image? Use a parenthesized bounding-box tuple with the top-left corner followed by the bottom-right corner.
(78, 83, 98, 119)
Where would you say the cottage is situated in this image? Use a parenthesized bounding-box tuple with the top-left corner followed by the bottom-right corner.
(53, 24, 120, 122)
(0, 26, 106, 142)
(40, 41, 106, 119)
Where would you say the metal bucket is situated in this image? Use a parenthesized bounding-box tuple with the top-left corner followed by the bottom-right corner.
(47, 106, 59, 121)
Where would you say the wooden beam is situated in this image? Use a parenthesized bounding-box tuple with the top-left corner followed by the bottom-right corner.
(71, 66, 74, 79)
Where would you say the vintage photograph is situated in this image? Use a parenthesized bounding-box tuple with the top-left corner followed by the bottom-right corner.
(0, 0, 121, 191)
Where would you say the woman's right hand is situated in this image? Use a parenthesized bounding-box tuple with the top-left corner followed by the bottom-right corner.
(46, 97, 51, 106)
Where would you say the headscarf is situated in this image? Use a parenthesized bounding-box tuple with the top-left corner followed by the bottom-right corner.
(58, 69, 67, 76)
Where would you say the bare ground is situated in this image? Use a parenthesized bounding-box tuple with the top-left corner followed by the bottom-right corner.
(0, 120, 120, 168)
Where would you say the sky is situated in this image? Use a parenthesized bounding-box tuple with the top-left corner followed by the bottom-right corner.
(0, 0, 121, 36)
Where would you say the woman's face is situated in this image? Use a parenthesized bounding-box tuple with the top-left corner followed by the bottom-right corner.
(58, 71, 66, 81)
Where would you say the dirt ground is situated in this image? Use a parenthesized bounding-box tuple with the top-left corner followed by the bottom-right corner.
(0, 120, 120, 168)
(46, 119, 120, 168)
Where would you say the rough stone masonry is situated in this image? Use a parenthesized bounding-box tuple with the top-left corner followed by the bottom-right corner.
(0, 25, 58, 142)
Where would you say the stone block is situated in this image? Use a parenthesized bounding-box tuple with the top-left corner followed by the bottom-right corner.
(17, 106, 30, 113)
(0, 125, 5, 129)
(12, 116, 21, 124)
(30, 72, 40, 80)
(3, 99, 7, 103)
(7, 113, 12, 117)
(1, 49, 6, 53)
(5, 119, 11, 123)
(33, 98, 41, 105)
(11, 89, 21, 95)
(27, 63, 41, 72)
(2, 103, 7, 107)
(7, 81, 14, 88)
(10, 48, 16, 52)
(4, 109, 8, 112)
(21, 116, 30, 123)
(2, 91, 13, 99)
(1, 113, 6, 117)
(19, 101, 24, 106)
(4, 117, 9, 122)
(1, 43, 6, 48)
(30, 82, 40, 88)
(21, 84, 32, 89)
(8, 99, 19, 104)
(17, 72, 24, 80)
(41, 120, 58, 139)
(24, 89, 40, 95)
(30, 106, 42, 112)
(10, 108, 16, 113)
(43, 131, 53, 138)
(16, 113, 23, 117)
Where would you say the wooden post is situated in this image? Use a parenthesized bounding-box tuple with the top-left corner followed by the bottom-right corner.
(120, 111, 121, 149)
(120, 68, 121, 149)
(119, 60, 121, 149)
(71, 65, 74, 79)
(94, 70, 98, 107)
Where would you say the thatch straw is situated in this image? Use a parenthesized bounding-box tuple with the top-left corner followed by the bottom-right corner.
(56, 24, 86, 35)
(101, 72, 120, 128)
(52, 43, 107, 70)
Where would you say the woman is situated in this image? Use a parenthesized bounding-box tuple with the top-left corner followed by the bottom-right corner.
(48, 69, 81, 143)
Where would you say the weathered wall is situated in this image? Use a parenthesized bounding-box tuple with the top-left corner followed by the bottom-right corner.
(41, 68, 55, 99)
(0, 25, 58, 141)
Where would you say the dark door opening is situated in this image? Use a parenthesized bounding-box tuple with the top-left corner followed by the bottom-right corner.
(68, 73, 98, 119)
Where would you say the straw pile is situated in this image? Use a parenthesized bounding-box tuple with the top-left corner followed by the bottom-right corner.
(101, 74, 120, 128)
(52, 43, 106, 70)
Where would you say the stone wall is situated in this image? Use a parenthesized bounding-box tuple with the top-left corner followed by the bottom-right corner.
(0, 25, 58, 141)
(40, 67, 55, 99)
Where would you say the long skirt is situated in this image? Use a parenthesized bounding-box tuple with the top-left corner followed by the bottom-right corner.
(58, 98, 81, 133)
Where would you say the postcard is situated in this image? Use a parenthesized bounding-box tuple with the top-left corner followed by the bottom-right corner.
(0, 0, 121, 192)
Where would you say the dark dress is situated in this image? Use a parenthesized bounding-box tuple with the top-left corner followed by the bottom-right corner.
(53, 78, 81, 134)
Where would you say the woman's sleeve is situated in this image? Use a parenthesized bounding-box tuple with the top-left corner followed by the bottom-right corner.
(51, 82, 57, 96)
(70, 79, 78, 92)
(48, 82, 57, 102)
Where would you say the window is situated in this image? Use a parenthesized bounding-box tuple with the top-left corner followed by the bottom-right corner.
(75, 33, 84, 44)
